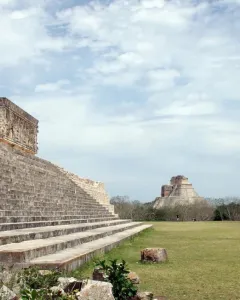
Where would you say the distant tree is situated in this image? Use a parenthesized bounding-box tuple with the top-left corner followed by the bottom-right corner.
(110, 195, 240, 222)
(211, 197, 240, 221)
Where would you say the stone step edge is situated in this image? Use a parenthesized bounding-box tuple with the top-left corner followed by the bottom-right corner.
(0, 217, 119, 231)
(0, 222, 142, 263)
(0, 219, 132, 245)
(26, 224, 152, 271)
(0, 214, 114, 221)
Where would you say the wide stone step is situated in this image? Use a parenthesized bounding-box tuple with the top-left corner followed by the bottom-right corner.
(28, 224, 152, 271)
(0, 209, 110, 217)
(0, 213, 115, 223)
(0, 199, 103, 210)
(0, 219, 131, 245)
(0, 216, 119, 231)
(0, 222, 141, 263)
(0, 202, 107, 211)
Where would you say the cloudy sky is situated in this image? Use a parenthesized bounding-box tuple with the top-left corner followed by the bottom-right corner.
(1, 0, 240, 201)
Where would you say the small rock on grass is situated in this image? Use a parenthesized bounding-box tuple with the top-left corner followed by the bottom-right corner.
(136, 291, 154, 300)
(128, 271, 140, 284)
(141, 248, 168, 263)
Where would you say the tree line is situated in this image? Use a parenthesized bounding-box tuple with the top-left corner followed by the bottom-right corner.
(110, 196, 240, 221)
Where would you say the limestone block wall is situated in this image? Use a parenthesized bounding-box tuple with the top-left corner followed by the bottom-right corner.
(55, 167, 116, 215)
(0, 142, 116, 217)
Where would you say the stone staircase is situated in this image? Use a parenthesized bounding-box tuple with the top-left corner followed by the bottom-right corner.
(0, 143, 151, 271)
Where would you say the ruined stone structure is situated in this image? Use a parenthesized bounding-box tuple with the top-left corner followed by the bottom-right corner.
(0, 97, 38, 154)
(153, 175, 205, 208)
(0, 98, 151, 270)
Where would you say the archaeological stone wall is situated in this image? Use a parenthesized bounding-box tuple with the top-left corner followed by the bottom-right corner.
(0, 142, 115, 216)
(0, 97, 115, 216)
(0, 98, 38, 154)
(56, 167, 115, 214)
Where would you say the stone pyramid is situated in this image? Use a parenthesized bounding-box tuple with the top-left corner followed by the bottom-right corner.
(153, 175, 205, 208)
(0, 98, 151, 271)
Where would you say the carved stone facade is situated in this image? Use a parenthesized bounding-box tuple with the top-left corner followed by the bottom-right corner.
(154, 175, 206, 208)
(0, 98, 38, 154)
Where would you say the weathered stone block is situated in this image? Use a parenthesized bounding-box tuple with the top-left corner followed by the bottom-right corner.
(141, 248, 168, 263)
(128, 271, 140, 284)
(136, 291, 154, 300)
(0, 98, 38, 154)
(77, 280, 114, 300)
(0, 285, 18, 300)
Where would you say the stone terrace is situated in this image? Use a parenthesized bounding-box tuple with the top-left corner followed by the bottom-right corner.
(0, 98, 151, 271)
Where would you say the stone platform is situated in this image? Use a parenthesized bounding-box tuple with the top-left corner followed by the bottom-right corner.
(0, 128, 151, 270)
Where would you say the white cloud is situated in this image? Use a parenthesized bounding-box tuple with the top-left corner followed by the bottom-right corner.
(0, 1, 69, 66)
(2, 0, 240, 200)
(35, 80, 70, 92)
(147, 69, 180, 91)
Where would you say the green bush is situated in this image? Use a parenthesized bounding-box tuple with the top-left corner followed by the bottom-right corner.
(18, 267, 62, 290)
(95, 259, 138, 300)
(18, 267, 77, 300)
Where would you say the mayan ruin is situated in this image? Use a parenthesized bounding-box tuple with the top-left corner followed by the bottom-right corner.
(0, 97, 151, 271)
(153, 175, 206, 208)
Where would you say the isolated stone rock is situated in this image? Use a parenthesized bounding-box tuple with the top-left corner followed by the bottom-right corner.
(0, 285, 18, 300)
(141, 248, 168, 263)
(77, 280, 114, 300)
(92, 266, 106, 281)
(137, 291, 154, 300)
(128, 271, 140, 284)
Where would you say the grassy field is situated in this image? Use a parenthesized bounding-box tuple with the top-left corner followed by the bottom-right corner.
(72, 222, 240, 300)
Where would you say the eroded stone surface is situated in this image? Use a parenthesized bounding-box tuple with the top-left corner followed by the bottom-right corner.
(128, 271, 140, 284)
(141, 248, 168, 263)
(0, 97, 38, 154)
(0, 285, 18, 300)
(137, 291, 154, 300)
(77, 280, 114, 300)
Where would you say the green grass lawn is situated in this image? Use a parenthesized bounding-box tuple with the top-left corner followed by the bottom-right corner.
(72, 222, 240, 300)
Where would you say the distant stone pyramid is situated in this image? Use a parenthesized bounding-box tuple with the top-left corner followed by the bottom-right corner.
(153, 175, 206, 208)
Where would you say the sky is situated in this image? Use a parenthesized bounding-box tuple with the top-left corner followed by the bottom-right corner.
(1, 0, 240, 201)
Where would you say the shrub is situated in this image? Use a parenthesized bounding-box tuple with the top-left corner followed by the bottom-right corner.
(18, 267, 62, 290)
(95, 259, 138, 300)
(17, 267, 77, 300)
